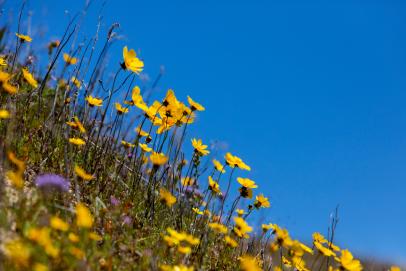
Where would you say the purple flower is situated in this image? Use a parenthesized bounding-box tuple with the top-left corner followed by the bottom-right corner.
(110, 195, 120, 206)
(122, 215, 132, 226)
(35, 174, 70, 192)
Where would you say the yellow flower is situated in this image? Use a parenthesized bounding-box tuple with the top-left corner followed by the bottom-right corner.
(33, 263, 49, 271)
(208, 222, 228, 234)
(236, 209, 245, 217)
(254, 194, 270, 208)
(224, 235, 238, 248)
(8, 152, 25, 172)
(3, 239, 31, 267)
(390, 267, 401, 271)
(16, 33, 32, 42)
(75, 203, 94, 228)
(314, 241, 336, 257)
(139, 143, 152, 152)
(239, 255, 261, 271)
(261, 223, 275, 233)
(159, 188, 176, 207)
(208, 176, 221, 194)
(86, 95, 103, 107)
(27, 227, 59, 258)
(63, 53, 77, 65)
(71, 76, 81, 88)
(74, 165, 94, 181)
(160, 265, 194, 271)
(2, 81, 18, 94)
(192, 207, 204, 215)
(69, 137, 86, 146)
(132, 86, 144, 103)
(225, 152, 251, 170)
(69, 246, 85, 259)
(0, 56, 7, 66)
(135, 126, 151, 140)
(282, 256, 292, 267)
(274, 225, 293, 248)
(237, 177, 257, 188)
(339, 249, 362, 271)
(21, 68, 38, 88)
(177, 246, 192, 254)
(122, 46, 144, 74)
(68, 233, 79, 243)
(50, 216, 69, 232)
(89, 232, 102, 241)
(0, 70, 11, 82)
(191, 138, 210, 156)
(73, 116, 86, 133)
(213, 159, 225, 173)
(313, 232, 328, 244)
(6, 170, 24, 189)
(187, 96, 205, 111)
(328, 241, 341, 252)
(0, 109, 10, 119)
(121, 140, 135, 148)
(233, 217, 252, 239)
(150, 152, 168, 166)
(181, 176, 195, 186)
(115, 102, 129, 114)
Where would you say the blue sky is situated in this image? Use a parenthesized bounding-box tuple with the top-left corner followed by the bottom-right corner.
(5, 0, 406, 265)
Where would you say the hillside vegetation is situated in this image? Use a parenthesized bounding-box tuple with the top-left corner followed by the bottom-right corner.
(0, 3, 402, 271)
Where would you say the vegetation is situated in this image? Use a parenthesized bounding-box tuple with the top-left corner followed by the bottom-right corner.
(0, 2, 402, 271)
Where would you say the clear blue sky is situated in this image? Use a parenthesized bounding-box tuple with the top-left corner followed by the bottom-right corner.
(5, 0, 406, 265)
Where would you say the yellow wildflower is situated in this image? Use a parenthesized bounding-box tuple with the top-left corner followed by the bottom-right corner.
(16, 33, 32, 42)
(86, 95, 103, 107)
(121, 140, 135, 148)
(254, 194, 270, 208)
(224, 235, 238, 248)
(192, 207, 204, 215)
(150, 152, 168, 166)
(177, 246, 191, 254)
(69, 137, 86, 146)
(50, 216, 69, 232)
(71, 76, 81, 88)
(239, 255, 261, 271)
(69, 246, 85, 259)
(63, 53, 77, 65)
(236, 209, 245, 217)
(225, 152, 251, 170)
(2, 81, 18, 94)
(0, 109, 10, 119)
(74, 165, 94, 181)
(139, 143, 152, 152)
(208, 222, 228, 234)
(159, 188, 176, 207)
(191, 138, 210, 156)
(339, 249, 363, 271)
(115, 102, 129, 114)
(68, 233, 79, 243)
(0, 56, 7, 66)
(233, 217, 253, 239)
(187, 96, 205, 111)
(33, 263, 49, 271)
(122, 46, 144, 74)
(208, 176, 221, 194)
(89, 232, 102, 241)
(75, 203, 94, 228)
(22, 68, 38, 88)
(213, 159, 225, 173)
(3, 239, 31, 267)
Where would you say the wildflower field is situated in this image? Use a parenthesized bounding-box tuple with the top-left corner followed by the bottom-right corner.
(0, 2, 403, 271)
